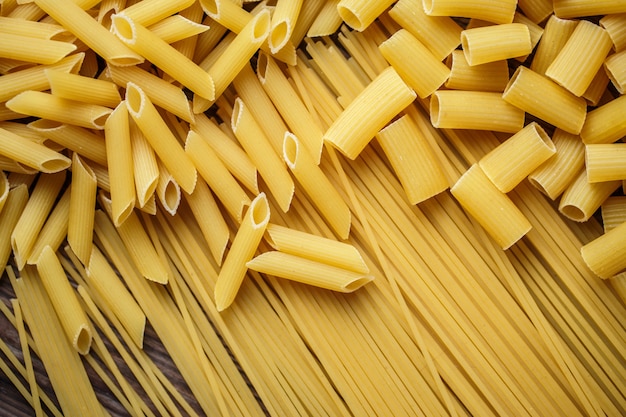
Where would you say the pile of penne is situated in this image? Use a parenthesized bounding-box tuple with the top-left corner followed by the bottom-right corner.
(0, 0, 625, 416)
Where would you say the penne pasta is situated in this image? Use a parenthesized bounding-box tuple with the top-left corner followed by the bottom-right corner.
(376, 114, 449, 204)
(580, 95, 626, 144)
(111, 14, 215, 101)
(6, 91, 112, 130)
(530, 15, 578, 76)
(585, 144, 626, 183)
(46, 70, 121, 108)
(147, 15, 209, 44)
(36, 245, 93, 355)
(185, 130, 251, 223)
(283, 132, 350, 239)
(0, 15, 72, 41)
(558, 168, 621, 222)
(554, 0, 626, 18)
(600, 13, 626, 52)
(129, 120, 158, 210)
(11, 171, 66, 269)
(0, 172, 8, 214)
(116, 0, 195, 27)
(528, 129, 585, 200)
(379, 29, 450, 98)
(545, 20, 613, 96)
(26, 188, 70, 266)
(604, 50, 626, 94)
(581, 221, 626, 279)
(232, 98, 294, 213)
(503, 66, 587, 135)
(0, 127, 70, 173)
(430, 90, 524, 133)
(445, 50, 509, 92)
(336, 0, 397, 31)
(479, 122, 556, 193)
(601, 196, 626, 232)
(269, 0, 303, 53)
(68, 153, 97, 265)
(307, 0, 342, 37)
(155, 159, 181, 216)
(247, 251, 373, 292)
(450, 164, 532, 249)
(461, 24, 532, 66)
(324, 66, 416, 159)
(0, 32, 75, 65)
(34, 0, 143, 67)
(214, 192, 270, 311)
(0, 185, 28, 270)
(425, 0, 517, 24)
(125, 82, 197, 194)
(105, 102, 135, 227)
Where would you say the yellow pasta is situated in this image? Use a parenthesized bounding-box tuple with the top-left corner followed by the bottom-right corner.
(46, 70, 121, 108)
(0, 15, 72, 41)
(604, 50, 626, 93)
(450, 164, 532, 249)
(376, 114, 449, 204)
(125, 82, 197, 194)
(36, 245, 92, 355)
(530, 15, 578, 76)
(269, 0, 303, 53)
(307, 0, 342, 37)
(528, 129, 585, 200)
(425, 0, 517, 24)
(379, 29, 450, 98)
(111, 14, 214, 101)
(116, 0, 195, 27)
(147, 15, 209, 44)
(461, 23, 532, 66)
(445, 50, 509, 92)
(503, 66, 587, 135)
(554, 0, 626, 18)
(0, 127, 70, 173)
(324, 66, 416, 159)
(0, 33, 75, 65)
(0, 185, 28, 270)
(430, 90, 524, 133)
(232, 98, 294, 213)
(214, 192, 270, 311)
(11, 171, 65, 269)
(283, 132, 350, 239)
(582, 66, 610, 106)
(600, 196, 626, 232)
(67, 153, 96, 265)
(581, 221, 626, 279)
(600, 13, 626, 52)
(479, 122, 556, 193)
(155, 159, 181, 216)
(247, 251, 373, 293)
(336, 0, 398, 31)
(185, 129, 251, 223)
(558, 168, 621, 222)
(128, 120, 158, 210)
(86, 247, 146, 348)
(545, 20, 613, 96)
(585, 144, 626, 183)
(517, 0, 553, 23)
(26, 188, 70, 266)
(34, 0, 143, 66)
(580, 95, 626, 144)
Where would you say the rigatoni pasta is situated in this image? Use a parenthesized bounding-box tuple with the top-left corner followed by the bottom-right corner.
(445, 50, 509, 92)
(580, 221, 626, 279)
(600, 13, 626, 52)
(530, 15, 579, 76)
(604, 50, 626, 93)
(580, 95, 626, 144)
(461, 23, 532, 66)
(558, 168, 621, 222)
(424, 0, 517, 24)
(585, 144, 626, 183)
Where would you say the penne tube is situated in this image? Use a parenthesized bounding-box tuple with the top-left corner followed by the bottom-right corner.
(558, 168, 621, 222)
(257, 52, 324, 163)
(288, 0, 326, 47)
(147, 15, 209, 44)
(605, 50, 626, 93)
(554, 0, 626, 18)
(479, 122, 555, 193)
(46, 70, 121, 108)
(283, 132, 351, 238)
(232, 98, 294, 213)
(545, 20, 613, 96)
(450, 164, 531, 250)
(376, 114, 449, 204)
(116, 0, 195, 27)
(125, 82, 197, 194)
(581, 221, 626, 279)
(336, 0, 395, 31)
(388, 0, 462, 61)
(6, 91, 112, 130)
(517, 0, 553, 24)
(34, 0, 143, 67)
(503, 66, 587, 135)
(307, 0, 342, 37)
(601, 196, 626, 232)
(28, 120, 107, 167)
(0, 185, 28, 270)
(0, 172, 8, 214)
(155, 159, 181, 216)
(324, 66, 416, 159)
(0, 15, 72, 41)
(585, 144, 626, 183)
(425, 0, 517, 24)
(214, 192, 270, 311)
(445, 50, 509, 92)
(247, 251, 373, 293)
(600, 13, 626, 52)
(430, 90, 524, 133)
(193, 9, 270, 112)
(37, 245, 93, 355)
(129, 120, 158, 209)
(0, 32, 75, 65)
(86, 247, 146, 348)
(68, 153, 97, 265)
(105, 103, 135, 227)
(26, 188, 70, 265)
(461, 24, 532, 66)
(0, 127, 70, 173)
(194, 16, 228, 63)
(185, 130, 251, 223)
(580, 95, 626, 144)
(265, 223, 368, 273)
(184, 177, 230, 266)
(269, 0, 303, 53)
(528, 129, 585, 200)
(379, 29, 450, 98)
(111, 14, 215, 101)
